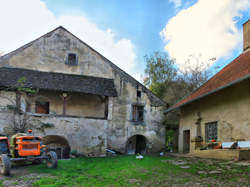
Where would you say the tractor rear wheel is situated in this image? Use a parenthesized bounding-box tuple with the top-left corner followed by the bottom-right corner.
(46, 151, 57, 168)
(0, 154, 11, 175)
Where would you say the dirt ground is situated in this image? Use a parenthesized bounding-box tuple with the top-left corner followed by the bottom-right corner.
(0, 164, 49, 187)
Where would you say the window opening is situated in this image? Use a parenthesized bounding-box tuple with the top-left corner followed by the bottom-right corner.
(35, 101, 49, 114)
(132, 105, 144, 122)
(137, 90, 141, 98)
(66, 53, 77, 65)
(205, 122, 218, 141)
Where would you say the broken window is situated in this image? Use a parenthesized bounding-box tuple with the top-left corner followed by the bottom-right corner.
(132, 105, 144, 122)
(137, 90, 141, 98)
(205, 122, 218, 141)
(35, 101, 49, 114)
(66, 53, 78, 66)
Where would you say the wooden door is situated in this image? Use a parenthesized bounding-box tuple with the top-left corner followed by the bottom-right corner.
(183, 130, 190, 153)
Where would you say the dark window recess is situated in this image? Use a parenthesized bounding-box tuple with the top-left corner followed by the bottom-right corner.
(66, 53, 78, 65)
(132, 105, 144, 122)
(35, 101, 49, 114)
(205, 122, 218, 141)
(137, 91, 141, 98)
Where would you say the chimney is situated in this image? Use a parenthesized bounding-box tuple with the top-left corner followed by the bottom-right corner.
(243, 19, 250, 51)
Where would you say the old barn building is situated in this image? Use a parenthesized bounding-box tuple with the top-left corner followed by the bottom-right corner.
(0, 26, 166, 158)
(165, 19, 250, 160)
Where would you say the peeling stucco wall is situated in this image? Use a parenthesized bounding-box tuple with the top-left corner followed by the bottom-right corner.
(178, 79, 250, 153)
(0, 27, 165, 156)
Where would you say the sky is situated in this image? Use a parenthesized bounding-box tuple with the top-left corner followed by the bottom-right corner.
(0, 0, 249, 82)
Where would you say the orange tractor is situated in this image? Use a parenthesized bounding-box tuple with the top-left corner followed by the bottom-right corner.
(0, 130, 57, 175)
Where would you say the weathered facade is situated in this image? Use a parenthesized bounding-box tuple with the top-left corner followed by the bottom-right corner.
(165, 20, 250, 157)
(178, 79, 250, 154)
(0, 27, 166, 157)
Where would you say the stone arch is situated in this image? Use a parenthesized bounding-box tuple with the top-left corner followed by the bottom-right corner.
(126, 134, 147, 154)
(42, 135, 70, 159)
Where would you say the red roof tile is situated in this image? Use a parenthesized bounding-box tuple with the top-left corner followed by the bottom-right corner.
(166, 50, 250, 112)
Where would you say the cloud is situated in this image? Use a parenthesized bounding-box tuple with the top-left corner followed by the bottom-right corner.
(0, 0, 137, 79)
(161, 0, 250, 70)
(169, 0, 182, 8)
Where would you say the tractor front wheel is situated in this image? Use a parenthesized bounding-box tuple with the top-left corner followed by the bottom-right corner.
(0, 154, 11, 175)
(46, 151, 57, 168)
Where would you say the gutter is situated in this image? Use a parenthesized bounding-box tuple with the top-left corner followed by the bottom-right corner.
(164, 74, 250, 114)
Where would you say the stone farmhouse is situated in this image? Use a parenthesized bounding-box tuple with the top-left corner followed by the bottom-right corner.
(0, 26, 166, 158)
(165, 19, 250, 160)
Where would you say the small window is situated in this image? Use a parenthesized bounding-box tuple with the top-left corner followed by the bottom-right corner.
(137, 91, 141, 98)
(35, 101, 49, 114)
(205, 122, 218, 141)
(132, 105, 144, 122)
(66, 53, 78, 66)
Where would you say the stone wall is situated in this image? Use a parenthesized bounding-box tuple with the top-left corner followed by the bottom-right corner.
(178, 79, 250, 153)
(107, 81, 165, 153)
(191, 149, 250, 161)
(0, 27, 165, 156)
(0, 91, 17, 135)
(29, 115, 108, 156)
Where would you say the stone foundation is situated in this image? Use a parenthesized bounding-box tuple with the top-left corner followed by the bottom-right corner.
(191, 149, 250, 161)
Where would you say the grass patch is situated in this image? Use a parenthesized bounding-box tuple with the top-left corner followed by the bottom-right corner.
(31, 155, 186, 187)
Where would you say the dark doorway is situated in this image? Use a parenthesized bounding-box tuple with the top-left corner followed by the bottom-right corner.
(42, 135, 71, 159)
(126, 135, 147, 154)
(183, 130, 190, 153)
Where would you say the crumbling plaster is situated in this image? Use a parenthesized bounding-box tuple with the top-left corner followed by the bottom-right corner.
(0, 27, 165, 156)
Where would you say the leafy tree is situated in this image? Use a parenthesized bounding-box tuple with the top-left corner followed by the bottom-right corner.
(144, 52, 212, 151)
(143, 52, 212, 126)
(144, 52, 211, 104)
(143, 52, 177, 98)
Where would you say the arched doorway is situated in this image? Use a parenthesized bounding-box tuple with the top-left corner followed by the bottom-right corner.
(126, 135, 147, 154)
(42, 135, 70, 159)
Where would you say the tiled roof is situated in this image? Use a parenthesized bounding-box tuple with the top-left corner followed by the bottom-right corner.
(0, 67, 118, 97)
(165, 50, 250, 112)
